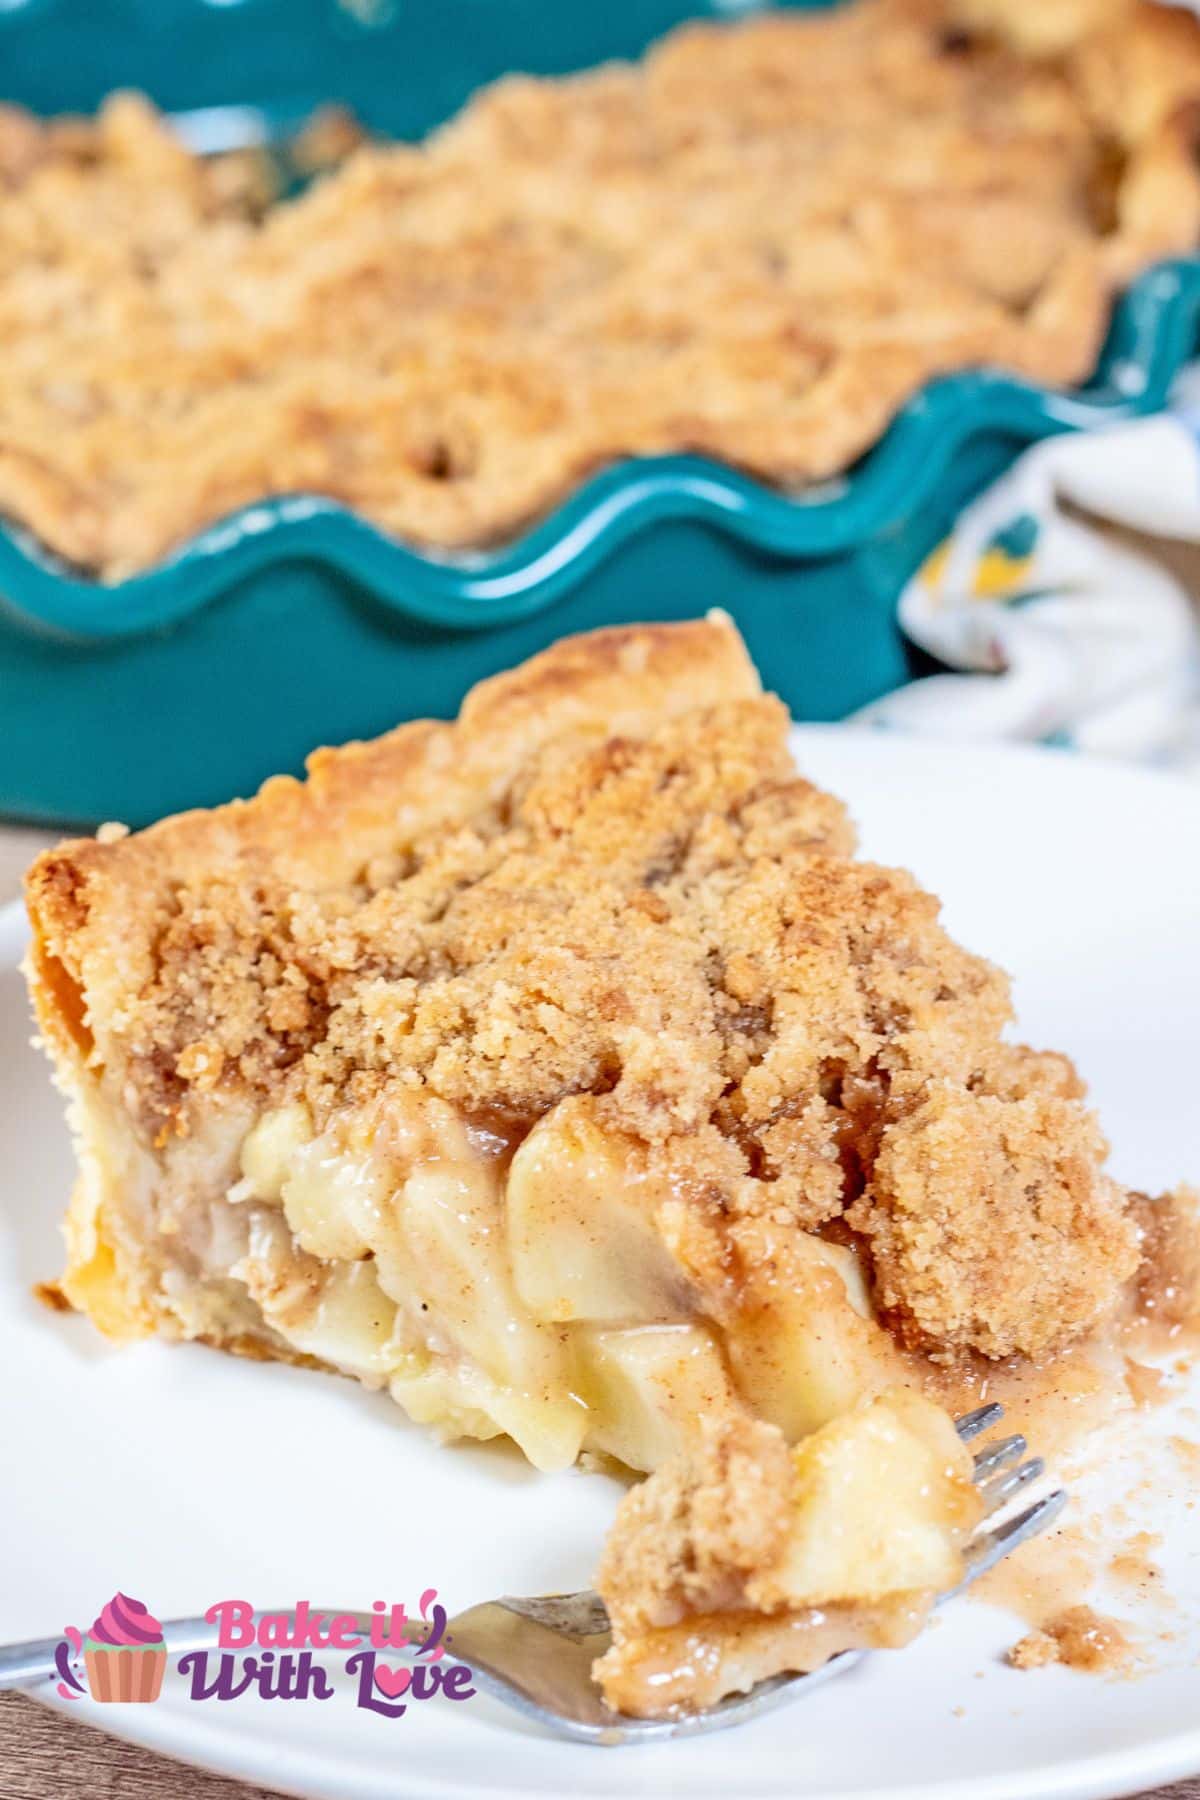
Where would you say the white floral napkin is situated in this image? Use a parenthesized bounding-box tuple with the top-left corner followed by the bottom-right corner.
(854, 371, 1200, 773)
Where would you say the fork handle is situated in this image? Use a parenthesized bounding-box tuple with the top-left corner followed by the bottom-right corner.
(0, 1636, 71, 1689)
(0, 1616, 232, 1690)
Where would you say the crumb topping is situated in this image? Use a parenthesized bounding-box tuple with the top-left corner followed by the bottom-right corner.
(1, 0, 1199, 577)
(850, 1083, 1138, 1359)
(596, 1414, 795, 1638)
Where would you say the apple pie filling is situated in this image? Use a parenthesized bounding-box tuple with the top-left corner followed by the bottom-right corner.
(155, 1088, 897, 1474)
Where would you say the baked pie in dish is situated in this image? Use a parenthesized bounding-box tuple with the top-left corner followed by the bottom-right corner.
(25, 616, 1164, 1488)
(2, 0, 1200, 578)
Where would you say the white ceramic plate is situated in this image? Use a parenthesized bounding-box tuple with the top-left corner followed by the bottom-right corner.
(3, 728, 1200, 1800)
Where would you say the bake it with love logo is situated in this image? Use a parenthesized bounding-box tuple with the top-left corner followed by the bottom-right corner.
(54, 1591, 476, 1719)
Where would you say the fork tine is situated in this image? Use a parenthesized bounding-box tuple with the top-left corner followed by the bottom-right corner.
(979, 1455, 1044, 1515)
(955, 1403, 1004, 1441)
(960, 1489, 1068, 1589)
(973, 1432, 1026, 1478)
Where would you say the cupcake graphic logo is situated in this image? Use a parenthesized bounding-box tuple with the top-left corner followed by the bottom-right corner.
(56, 1594, 167, 1703)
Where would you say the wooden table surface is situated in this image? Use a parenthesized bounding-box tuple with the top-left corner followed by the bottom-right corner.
(1, 823, 1198, 1800)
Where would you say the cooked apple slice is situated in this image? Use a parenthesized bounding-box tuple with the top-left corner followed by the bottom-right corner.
(388, 1352, 588, 1472)
(398, 1162, 571, 1393)
(768, 1389, 982, 1606)
(235, 1212, 398, 1379)
(576, 1322, 747, 1472)
(507, 1098, 694, 1325)
(724, 1223, 907, 1439)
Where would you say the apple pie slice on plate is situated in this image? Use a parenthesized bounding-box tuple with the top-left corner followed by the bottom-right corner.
(24, 614, 1158, 1494)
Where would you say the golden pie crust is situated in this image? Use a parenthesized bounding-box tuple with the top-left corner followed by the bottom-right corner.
(1, 0, 1199, 577)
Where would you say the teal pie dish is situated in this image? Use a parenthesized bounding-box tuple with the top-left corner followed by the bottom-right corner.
(2, 0, 1199, 828)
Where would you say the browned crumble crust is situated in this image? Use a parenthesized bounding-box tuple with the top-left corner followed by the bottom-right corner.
(849, 1083, 1135, 1360)
(26, 616, 1140, 1364)
(1, 0, 1200, 577)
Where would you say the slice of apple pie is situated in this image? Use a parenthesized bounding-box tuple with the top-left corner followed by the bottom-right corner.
(593, 1390, 982, 1717)
(26, 616, 1144, 1473)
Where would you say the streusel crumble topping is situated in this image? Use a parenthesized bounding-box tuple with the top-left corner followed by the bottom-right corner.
(596, 1413, 796, 1640)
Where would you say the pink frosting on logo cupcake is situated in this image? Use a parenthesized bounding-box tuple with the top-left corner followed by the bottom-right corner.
(88, 1593, 164, 1648)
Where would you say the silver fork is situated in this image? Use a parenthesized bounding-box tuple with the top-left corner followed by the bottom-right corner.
(0, 1404, 1063, 1744)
